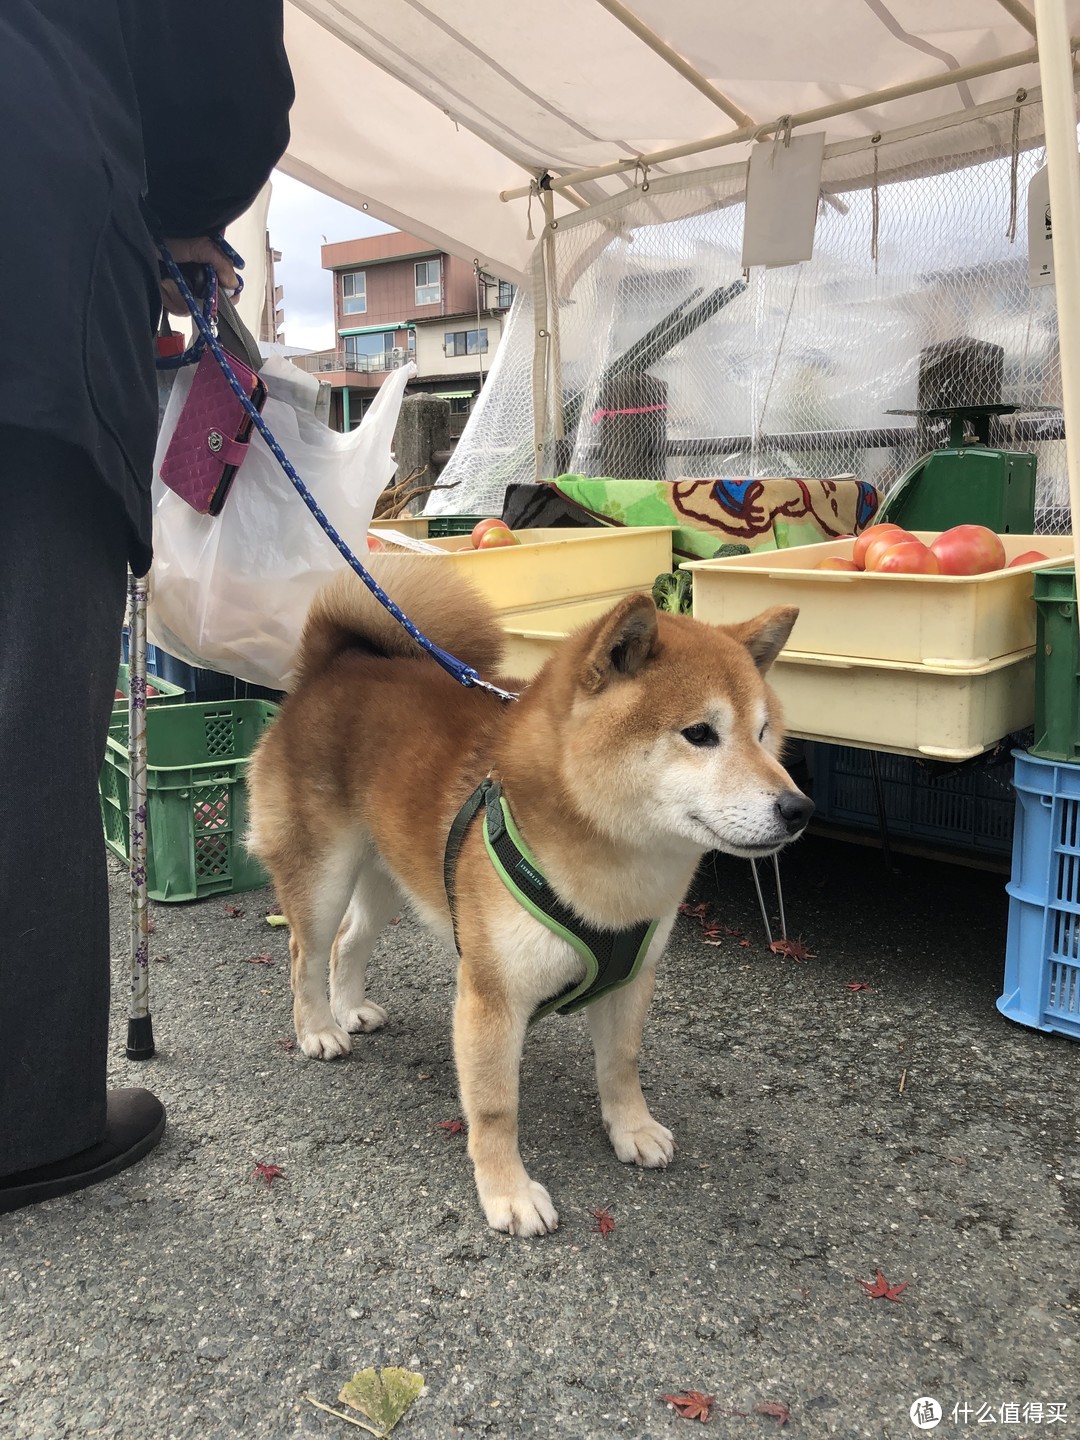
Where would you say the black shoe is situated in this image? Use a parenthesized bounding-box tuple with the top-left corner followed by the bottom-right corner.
(0, 1088, 166, 1214)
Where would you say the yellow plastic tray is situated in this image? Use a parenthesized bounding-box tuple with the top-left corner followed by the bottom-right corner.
(498, 596, 1036, 760)
(771, 646, 1036, 760)
(422, 527, 673, 613)
(684, 532, 1073, 668)
(499, 595, 637, 678)
(370, 516, 432, 538)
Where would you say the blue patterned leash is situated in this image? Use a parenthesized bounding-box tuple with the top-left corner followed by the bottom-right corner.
(156, 237, 518, 702)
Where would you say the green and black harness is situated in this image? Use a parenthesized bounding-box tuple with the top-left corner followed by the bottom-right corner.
(443, 777, 658, 1023)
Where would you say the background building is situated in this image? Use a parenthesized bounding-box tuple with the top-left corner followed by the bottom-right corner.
(292, 231, 515, 433)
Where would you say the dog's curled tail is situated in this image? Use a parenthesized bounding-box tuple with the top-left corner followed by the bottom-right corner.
(293, 553, 505, 688)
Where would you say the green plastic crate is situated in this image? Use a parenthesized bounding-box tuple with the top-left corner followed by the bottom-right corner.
(114, 664, 185, 711)
(1032, 566, 1080, 764)
(425, 514, 494, 537)
(99, 699, 279, 902)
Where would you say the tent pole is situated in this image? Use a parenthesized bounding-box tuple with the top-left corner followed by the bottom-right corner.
(530, 198, 552, 481)
(542, 188, 565, 453)
(1033, 0, 1080, 574)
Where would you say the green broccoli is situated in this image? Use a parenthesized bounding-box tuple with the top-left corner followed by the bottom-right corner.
(651, 570, 694, 614)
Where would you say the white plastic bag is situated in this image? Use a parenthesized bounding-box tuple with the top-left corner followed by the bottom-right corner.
(147, 361, 413, 690)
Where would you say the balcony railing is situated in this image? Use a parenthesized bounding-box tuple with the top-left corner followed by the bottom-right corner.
(291, 349, 408, 375)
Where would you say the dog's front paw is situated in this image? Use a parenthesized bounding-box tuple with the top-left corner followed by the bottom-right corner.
(297, 1023, 352, 1060)
(608, 1115, 676, 1168)
(480, 1179, 560, 1238)
(334, 1000, 388, 1034)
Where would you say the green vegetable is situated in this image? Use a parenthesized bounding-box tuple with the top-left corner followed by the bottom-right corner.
(651, 570, 694, 614)
(711, 542, 752, 559)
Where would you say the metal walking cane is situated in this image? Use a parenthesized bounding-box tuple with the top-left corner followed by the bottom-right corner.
(126, 569, 154, 1060)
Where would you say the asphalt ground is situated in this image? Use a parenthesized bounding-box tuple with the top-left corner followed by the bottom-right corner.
(1, 835, 1077, 1439)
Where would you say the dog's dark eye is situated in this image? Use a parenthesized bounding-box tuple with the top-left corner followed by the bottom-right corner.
(759, 722, 768, 742)
(681, 723, 719, 748)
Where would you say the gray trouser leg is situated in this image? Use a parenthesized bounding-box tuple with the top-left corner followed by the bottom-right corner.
(0, 428, 129, 1174)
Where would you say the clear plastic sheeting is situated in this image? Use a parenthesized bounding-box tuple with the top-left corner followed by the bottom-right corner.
(428, 94, 1071, 534)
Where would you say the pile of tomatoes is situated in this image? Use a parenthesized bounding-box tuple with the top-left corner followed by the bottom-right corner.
(816, 523, 1049, 576)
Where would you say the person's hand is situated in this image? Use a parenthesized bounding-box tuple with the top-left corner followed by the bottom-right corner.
(159, 236, 239, 315)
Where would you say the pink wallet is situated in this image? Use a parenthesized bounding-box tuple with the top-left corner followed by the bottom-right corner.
(160, 349, 266, 515)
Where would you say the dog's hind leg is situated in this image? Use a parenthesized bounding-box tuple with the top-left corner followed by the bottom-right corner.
(284, 841, 363, 1060)
(454, 965, 559, 1238)
(330, 862, 400, 1035)
(587, 963, 676, 1168)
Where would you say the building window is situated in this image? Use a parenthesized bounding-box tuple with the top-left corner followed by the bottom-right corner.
(498, 280, 515, 308)
(415, 259, 441, 306)
(342, 331, 395, 371)
(444, 328, 489, 357)
(407, 330, 416, 352)
(341, 271, 366, 315)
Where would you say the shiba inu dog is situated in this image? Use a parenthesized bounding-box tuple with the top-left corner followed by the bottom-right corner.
(247, 554, 812, 1236)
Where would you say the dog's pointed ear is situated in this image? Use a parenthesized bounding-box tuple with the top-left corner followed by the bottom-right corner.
(726, 606, 799, 674)
(581, 594, 659, 692)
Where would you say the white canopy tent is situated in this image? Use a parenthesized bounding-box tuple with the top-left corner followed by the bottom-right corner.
(279, 0, 1080, 566)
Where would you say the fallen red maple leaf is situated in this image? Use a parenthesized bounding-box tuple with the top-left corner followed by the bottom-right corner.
(738, 938, 752, 948)
(591, 1207, 616, 1239)
(223, 903, 244, 918)
(769, 937, 816, 960)
(251, 1162, 285, 1188)
(275, 1036, 295, 1051)
(846, 981, 872, 992)
(858, 1269, 908, 1302)
(678, 902, 711, 918)
(247, 952, 274, 966)
(438, 1119, 465, 1135)
(661, 1390, 715, 1422)
(755, 1401, 790, 1427)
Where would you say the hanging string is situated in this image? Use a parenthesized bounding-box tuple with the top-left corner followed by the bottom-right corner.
(1007, 88, 1027, 243)
(632, 159, 651, 193)
(870, 136, 881, 272)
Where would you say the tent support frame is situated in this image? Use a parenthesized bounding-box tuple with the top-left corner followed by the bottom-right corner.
(500, 37, 1076, 200)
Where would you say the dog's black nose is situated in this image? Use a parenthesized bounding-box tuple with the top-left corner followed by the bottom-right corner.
(777, 789, 815, 834)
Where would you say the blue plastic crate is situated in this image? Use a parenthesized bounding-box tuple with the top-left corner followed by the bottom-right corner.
(998, 752, 1080, 1040)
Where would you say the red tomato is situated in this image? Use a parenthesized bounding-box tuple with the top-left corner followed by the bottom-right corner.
(471, 518, 509, 548)
(929, 525, 1006, 575)
(476, 526, 519, 549)
(870, 540, 941, 575)
(1007, 550, 1050, 568)
(852, 523, 907, 569)
(814, 558, 860, 571)
(863, 530, 917, 571)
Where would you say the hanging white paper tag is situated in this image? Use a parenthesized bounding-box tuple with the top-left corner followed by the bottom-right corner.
(1028, 163, 1054, 288)
(741, 132, 826, 269)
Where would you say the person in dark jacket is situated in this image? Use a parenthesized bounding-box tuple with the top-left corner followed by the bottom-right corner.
(0, 2, 294, 1211)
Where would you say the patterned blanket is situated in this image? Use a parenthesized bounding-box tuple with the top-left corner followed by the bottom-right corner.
(544, 476, 880, 559)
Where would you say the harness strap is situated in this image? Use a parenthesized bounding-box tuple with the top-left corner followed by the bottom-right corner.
(443, 777, 494, 955)
(444, 777, 657, 1022)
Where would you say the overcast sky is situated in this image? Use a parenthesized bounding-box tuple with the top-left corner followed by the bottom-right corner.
(266, 171, 394, 350)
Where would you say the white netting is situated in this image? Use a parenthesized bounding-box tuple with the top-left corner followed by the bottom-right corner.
(426, 90, 1071, 535)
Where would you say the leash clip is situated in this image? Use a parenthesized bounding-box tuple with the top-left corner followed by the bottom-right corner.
(468, 675, 521, 703)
